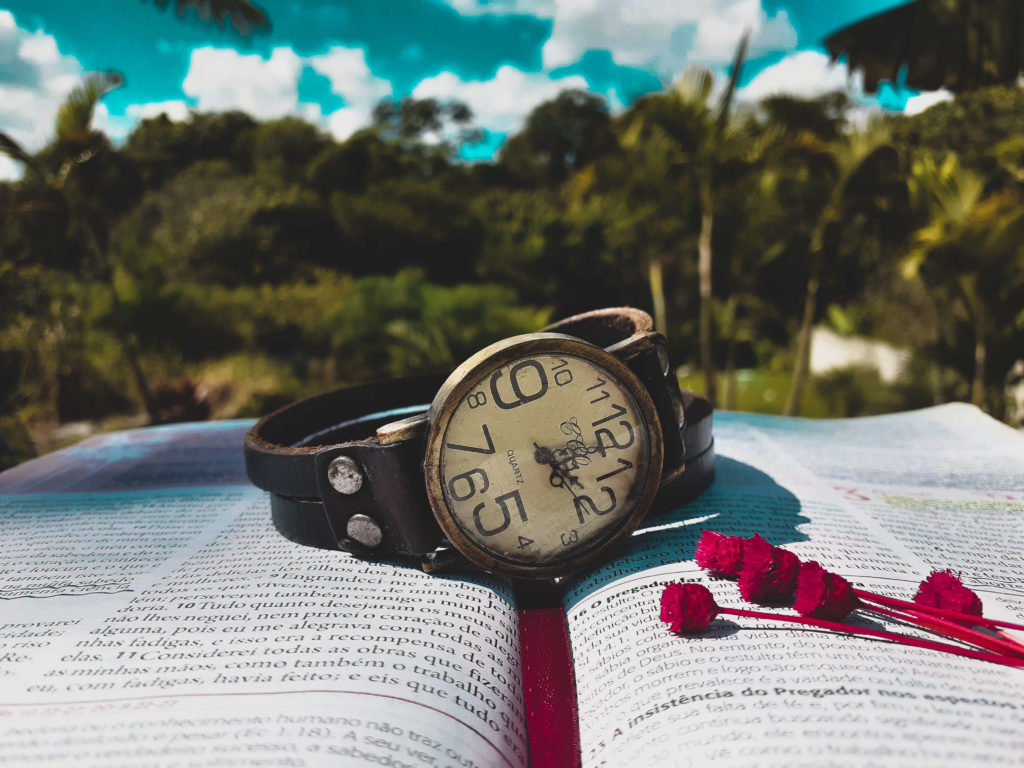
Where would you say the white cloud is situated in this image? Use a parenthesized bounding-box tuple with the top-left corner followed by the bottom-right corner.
(904, 88, 953, 116)
(538, 0, 796, 74)
(172, 45, 390, 141)
(737, 50, 862, 102)
(183, 46, 305, 119)
(442, 0, 798, 77)
(412, 65, 587, 136)
(0, 154, 20, 181)
(445, 0, 555, 15)
(0, 9, 84, 169)
(310, 47, 392, 141)
(691, 0, 796, 63)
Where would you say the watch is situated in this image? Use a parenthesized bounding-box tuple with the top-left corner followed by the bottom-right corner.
(244, 307, 714, 579)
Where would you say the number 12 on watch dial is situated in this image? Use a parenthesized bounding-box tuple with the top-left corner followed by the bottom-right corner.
(427, 339, 662, 577)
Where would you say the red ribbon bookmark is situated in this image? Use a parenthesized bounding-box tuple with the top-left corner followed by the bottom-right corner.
(516, 581, 581, 767)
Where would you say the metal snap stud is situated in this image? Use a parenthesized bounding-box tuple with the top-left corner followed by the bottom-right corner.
(327, 455, 364, 495)
(346, 514, 383, 549)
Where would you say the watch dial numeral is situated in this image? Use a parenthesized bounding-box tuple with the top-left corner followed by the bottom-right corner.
(473, 489, 528, 537)
(447, 468, 489, 501)
(550, 358, 573, 387)
(446, 423, 495, 454)
(594, 421, 635, 456)
(574, 487, 617, 524)
(596, 458, 633, 482)
(440, 350, 649, 567)
(591, 402, 627, 427)
(490, 359, 549, 409)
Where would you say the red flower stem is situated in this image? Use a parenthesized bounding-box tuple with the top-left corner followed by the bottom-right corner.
(862, 602, 1024, 659)
(719, 606, 1024, 669)
(854, 589, 1024, 633)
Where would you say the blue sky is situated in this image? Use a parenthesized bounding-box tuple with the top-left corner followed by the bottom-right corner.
(0, 0, 945, 176)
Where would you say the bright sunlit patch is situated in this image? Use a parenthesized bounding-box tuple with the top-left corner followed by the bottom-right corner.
(633, 511, 720, 537)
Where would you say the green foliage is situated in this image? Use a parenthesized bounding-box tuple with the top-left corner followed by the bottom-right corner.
(499, 89, 618, 186)
(892, 85, 1024, 180)
(372, 97, 481, 156)
(323, 268, 551, 381)
(5, 58, 1024, 456)
(123, 111, 257, 187)
(251, 117, 330, 182)
(56, 73, 123, 147)
(114, 161, 343, 285)
(329, 178, 482, 281)
(813, 365, 902, 418)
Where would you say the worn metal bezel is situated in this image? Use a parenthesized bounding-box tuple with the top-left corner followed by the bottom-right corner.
(423, 333, 664, 579)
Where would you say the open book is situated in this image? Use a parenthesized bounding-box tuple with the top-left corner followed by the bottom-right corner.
(2, 404, 1022, 766)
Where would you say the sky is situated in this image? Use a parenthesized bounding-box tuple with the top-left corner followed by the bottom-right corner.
(0, 0, 952, 179)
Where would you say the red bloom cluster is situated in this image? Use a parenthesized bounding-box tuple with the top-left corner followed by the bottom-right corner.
(694, 531, 745, 577)
(793, 561, 860, 621)
(915, 570, 984, 617)
(694, 530, 801, 603)
(660, 583, 719, 633)
(738, 534, 801, 603)
(658, 530, 1024, 669)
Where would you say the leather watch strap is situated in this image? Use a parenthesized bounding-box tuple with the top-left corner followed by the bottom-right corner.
(244, 308, 714, 560)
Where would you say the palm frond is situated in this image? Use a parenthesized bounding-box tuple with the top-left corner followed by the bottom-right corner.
(0, 132, 46, 180)
(56, 72, 123, 145)
(909, 152, 984, 224)
(148, 0, 270, 34)
(672, 67, 714, 108)
(713, 30, 750, 133)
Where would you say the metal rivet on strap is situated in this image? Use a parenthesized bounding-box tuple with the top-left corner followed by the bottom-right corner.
(327, 455, 364, 495)
(346, 514, 383, 549)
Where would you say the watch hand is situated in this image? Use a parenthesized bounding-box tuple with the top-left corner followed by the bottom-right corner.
(533, 442, 582, 497)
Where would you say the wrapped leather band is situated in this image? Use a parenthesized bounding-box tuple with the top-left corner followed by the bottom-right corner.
(244, 308, 714, 559)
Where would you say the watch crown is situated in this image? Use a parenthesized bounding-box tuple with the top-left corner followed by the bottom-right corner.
(327, 455, 364, 495)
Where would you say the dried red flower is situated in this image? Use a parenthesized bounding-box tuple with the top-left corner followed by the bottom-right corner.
(738, 534, 801, 603)
(660, 583, 720, 633)
(657, 572, 1024, 667)
(794, 561, 861, 621)
(694, 530, 746, 577)
(915, 570, 984, 617)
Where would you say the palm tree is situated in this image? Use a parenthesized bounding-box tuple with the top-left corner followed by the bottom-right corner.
(1, 73, 159, 422)
(783, 123, 898, 416)
(903, 152, 1024, 408)
(619, 33, 750, 404)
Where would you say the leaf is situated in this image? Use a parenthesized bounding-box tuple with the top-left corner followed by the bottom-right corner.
(148, 0, 270, 35)
(713, 30, 750, 134)
(672, 67, 714, 107)
(0, 133, 46, 180)
(56, 72, 124, 145)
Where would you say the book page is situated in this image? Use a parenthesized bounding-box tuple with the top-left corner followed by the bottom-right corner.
(563, 405, 1024, 767)
(0, 424, 527, 768)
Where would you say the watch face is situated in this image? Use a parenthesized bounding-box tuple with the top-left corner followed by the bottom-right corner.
(425, 335, 663, 578)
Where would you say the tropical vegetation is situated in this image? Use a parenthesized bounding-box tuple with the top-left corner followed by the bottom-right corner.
(2, 1, 1023, 468)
